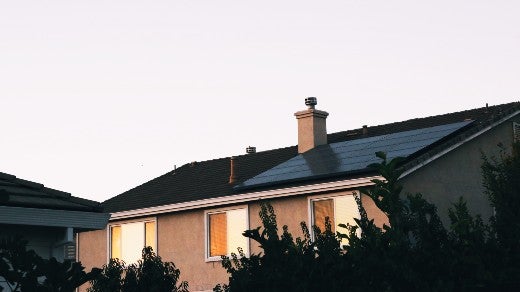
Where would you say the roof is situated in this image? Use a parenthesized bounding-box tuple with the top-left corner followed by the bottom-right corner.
(103, 101, 520, 213)
(238, 120, 473, 189)
(0, 172, 110, 230)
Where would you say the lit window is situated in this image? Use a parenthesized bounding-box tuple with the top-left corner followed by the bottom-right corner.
(206, 207, 249, 261)
(109, 220, 156, 263)
(310, 193, 360, 245)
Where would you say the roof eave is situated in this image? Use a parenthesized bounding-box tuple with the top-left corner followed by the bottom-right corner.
(0, 205, 111, 230)
(109, 175, 383, 221)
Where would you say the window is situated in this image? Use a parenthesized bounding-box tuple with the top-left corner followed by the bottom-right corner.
(109, 219, 156, 263)
(205, 206, 249, 261)
(309, 193, 360, 245)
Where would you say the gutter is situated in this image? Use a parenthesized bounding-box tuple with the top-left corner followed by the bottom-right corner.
(110, 175, 382, 220)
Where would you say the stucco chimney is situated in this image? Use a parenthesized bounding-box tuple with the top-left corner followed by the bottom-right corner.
(294, 97, 329, 153)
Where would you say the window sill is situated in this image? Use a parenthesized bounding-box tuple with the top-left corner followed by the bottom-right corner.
(205, 256, 224, 262)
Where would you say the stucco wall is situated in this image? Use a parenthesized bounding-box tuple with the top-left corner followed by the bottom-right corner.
(248, 191, 387, 255)
(77, 228, 107, 292)
(163, 190, 386, 291)
(400, 119, 517, 224)
(157, 209, 228, 291)
(77, 187, 386, 291)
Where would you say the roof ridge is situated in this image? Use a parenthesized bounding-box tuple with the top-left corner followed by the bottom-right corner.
(329, 101, 520, 137)
(103, 145, 300, 204)
(103, 100, 520, 211)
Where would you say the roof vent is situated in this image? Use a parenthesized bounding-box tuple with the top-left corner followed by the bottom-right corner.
(305, 97, 317, 109)
(246, 146, 256, 154)
(362, 125, 368, 135)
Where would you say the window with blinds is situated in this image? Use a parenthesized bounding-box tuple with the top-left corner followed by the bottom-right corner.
(206, 207, 249, 261)
(110, 220, 156, 263)
(310, 193, 360, 246)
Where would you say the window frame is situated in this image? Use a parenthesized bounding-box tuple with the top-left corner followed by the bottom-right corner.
(204, 205, 249, 262)
(307, 191, 360, 241)
(106, 217, 157, 263)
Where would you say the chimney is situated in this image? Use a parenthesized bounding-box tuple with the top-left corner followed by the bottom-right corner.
(229, 156, 238, 184)
(294, 97, 329, 153)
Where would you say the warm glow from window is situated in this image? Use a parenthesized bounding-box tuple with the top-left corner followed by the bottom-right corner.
(207, 208, 248, 259)
(110, 220, 156, 263)
(145, 221, 156, 248)
(111, 226, 121, 259)
(209, 212, 227, 257)
(313, 199, 335, 233)
(311, 195, 360, 246)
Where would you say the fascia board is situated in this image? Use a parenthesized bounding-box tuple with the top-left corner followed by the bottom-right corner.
(110, 175, 382, 221)
(0, 205, 110, 230)
(400, 110, 520, 179)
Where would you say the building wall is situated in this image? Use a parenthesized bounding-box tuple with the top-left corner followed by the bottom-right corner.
(157, 209, 228, 291)
(77, 228, 107, 292)
(400, 119, 517, 224)
(77, 187, 385, 291)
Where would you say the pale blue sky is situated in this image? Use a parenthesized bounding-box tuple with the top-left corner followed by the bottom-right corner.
(1, 0, 518, 202)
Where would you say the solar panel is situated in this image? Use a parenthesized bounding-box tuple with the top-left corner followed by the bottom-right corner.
(238, 120, 473, 189)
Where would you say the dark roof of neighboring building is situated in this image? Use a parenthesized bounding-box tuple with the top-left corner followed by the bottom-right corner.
(0, 172, 103, 212)
(102, 102, 520, 213)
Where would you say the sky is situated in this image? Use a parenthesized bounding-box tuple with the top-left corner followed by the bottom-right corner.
(1, 0, 519, 202)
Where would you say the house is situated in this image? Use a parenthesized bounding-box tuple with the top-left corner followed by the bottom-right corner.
(78, 99, 519, 291)
(0, 172, 110, 262)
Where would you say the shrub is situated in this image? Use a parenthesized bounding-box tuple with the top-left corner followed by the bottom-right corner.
(88, 247, 188, 292)
(0, 237, 99, 292)
(216, 148, 520, 291)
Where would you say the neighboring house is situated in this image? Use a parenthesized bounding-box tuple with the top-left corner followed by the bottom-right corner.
(78, 99, 519, 291)
(0, 172, 110, 262)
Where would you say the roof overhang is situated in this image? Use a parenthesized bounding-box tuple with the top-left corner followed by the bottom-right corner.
(0, 206, 111, 230)
(400, 109, 520, 178)
(110, 175, 382, 220)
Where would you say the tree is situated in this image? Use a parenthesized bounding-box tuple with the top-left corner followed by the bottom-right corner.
(215, 147, 520, 291)
(0, 237, 99, 292)
(88, 247, 188, 292)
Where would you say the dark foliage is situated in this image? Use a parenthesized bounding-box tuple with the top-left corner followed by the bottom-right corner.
(0, 237, 99, 292)
(88, 246, 188, 292)
(216, 146, 520, 292)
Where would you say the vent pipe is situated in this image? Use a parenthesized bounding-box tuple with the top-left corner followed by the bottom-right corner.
(229, 156, 238, 184)
(246, 146, 256, 154)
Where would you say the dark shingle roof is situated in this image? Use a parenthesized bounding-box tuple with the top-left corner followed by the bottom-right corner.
(238, 120, 474, 189)
(0, 172, 102, 212)
(102, 102, 520, 213)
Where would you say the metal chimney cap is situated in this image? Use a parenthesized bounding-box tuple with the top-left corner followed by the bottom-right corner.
(246, 146, 256, 154)
(305, 97, 317, 109)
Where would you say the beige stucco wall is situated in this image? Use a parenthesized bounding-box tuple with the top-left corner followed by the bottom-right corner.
(400, 118, 518, 224)
(157, 209, 228, 291)
(77, 187, 386, 291)
(248, 191, 388, 255)
(77, 228, 107, 292)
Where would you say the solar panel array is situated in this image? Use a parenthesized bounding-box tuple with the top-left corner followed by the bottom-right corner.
(238, 120, 473, 189)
